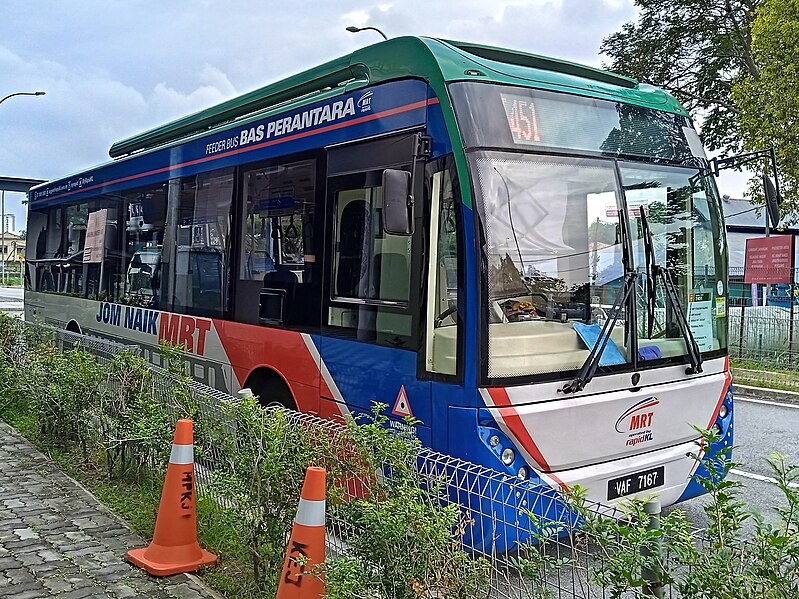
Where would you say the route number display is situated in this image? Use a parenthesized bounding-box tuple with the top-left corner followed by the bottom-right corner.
(501, 93, 541, 145)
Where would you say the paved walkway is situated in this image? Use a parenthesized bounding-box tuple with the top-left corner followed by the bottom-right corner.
(0, 421, 219, 599)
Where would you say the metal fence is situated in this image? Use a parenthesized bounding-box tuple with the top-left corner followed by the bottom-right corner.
(728, 307, 799, 390)
(18, 323, 703, 599)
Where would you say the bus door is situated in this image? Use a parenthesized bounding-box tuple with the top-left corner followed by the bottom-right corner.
(321, 132, 431, 443)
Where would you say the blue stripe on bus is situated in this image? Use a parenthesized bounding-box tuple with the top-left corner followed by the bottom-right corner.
(31, 79, 449, 208)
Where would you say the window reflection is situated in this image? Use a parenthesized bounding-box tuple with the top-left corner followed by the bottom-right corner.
(475, 153, 628, 378)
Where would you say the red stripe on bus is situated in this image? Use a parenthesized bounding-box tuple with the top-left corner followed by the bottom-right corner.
(486, 387, 552, 471)
(38, 97, 441, 203)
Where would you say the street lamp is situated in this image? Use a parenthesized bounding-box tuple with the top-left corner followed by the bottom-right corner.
(0, 91, 46, 106)
(0, 90, 44, 286)
(346, 26, 388, 40)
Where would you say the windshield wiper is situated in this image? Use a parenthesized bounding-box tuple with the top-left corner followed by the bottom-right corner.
(639, 210, 703, 375)
(640, 210, 657, 340)
(656, 264, 703, 374)
(561, 270, 637, 394)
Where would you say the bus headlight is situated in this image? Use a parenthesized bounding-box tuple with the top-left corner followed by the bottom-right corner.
(502, 448, 515, 466)
(718, 404, 729, 419)
(489, 435, 500, 448)
(517, 466, 529, 480)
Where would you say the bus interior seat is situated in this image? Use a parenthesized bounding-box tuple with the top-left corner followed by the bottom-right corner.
(336, 200, 370, 297)
(371, 251, 408, 301)
(374, 252, 411, 340)
(263, 268, 298, 323)
(186, 250, 224, 317)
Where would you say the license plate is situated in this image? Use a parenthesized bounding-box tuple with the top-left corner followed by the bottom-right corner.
(607, 466, 665, 500)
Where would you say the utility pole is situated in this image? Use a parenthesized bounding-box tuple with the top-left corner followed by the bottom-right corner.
(1, 190, 5, 286)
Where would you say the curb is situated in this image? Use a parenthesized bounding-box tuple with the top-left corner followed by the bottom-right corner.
(734, 383, 799, 406)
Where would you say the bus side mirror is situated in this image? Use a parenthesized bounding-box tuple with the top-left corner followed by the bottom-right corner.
(383, 169, 414, 236)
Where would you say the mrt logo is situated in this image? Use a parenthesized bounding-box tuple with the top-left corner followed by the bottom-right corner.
(615, 397, 660, 434)
(630, 412, 654, 430)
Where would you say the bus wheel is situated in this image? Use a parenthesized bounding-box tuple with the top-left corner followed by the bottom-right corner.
(245, 370, 297, 411)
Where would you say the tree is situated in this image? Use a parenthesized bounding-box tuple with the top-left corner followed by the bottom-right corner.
(733, 0, 799, 221)
(600, 1, 763, 154)
(602, 0, 799, 216)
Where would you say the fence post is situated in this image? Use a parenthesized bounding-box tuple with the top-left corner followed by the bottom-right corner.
(642, 499, 665, 599)
(790, 299, 795, 360)
(738, 303, 746, 359)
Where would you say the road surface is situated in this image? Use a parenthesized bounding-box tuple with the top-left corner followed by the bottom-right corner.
(0, 287, 23, 318)
(672, 392, 798, 533)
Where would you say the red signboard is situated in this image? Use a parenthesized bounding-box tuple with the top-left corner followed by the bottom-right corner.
(744, 235, 796, 284)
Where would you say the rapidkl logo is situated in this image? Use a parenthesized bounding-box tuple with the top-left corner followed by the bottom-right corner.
(615, 397, 660, 447)
(357, 91, 373, 113)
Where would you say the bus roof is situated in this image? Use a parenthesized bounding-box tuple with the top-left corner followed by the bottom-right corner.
(108, 36, 687, 159)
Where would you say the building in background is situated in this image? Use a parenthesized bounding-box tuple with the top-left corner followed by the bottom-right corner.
(2, 214, 15, 234)
(0, 231, 25, 274)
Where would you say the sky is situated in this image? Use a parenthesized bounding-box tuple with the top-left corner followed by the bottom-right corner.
(0, 0, 750, 234)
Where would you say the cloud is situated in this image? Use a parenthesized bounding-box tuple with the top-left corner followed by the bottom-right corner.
(150, 65, 238, 121)
(0, 0, 641, 189)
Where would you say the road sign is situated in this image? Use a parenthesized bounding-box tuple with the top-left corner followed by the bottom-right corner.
(744, 235, 795, 284)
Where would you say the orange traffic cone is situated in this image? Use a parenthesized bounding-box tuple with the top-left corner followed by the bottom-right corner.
(276, 466, 326, 599)
(127, 419, 217, 576)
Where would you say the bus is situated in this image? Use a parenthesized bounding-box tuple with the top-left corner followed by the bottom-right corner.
(25, 36, 732, 530)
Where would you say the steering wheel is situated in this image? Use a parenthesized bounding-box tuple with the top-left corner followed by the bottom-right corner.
(434, 304, 458, 328)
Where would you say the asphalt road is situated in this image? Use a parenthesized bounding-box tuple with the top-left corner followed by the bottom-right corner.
(670, 393, 799, 533)
(0, 286, 23, 317)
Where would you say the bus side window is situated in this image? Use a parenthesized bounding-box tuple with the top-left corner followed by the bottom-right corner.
(425, 169, 459, 375)
(237, 158, 320, 328)
(120, 185, 167, 308)
(26, 203, 91, 296)
(169, 168, 234, 319)
(327, 176, 413, 347)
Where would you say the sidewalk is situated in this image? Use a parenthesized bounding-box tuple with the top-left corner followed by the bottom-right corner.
(0, 421, 220, 599)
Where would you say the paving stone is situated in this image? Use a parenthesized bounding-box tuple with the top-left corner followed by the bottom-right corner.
(12, 588, 51, 599)
(59, 587, 107, 599)
(13, 527, 40, 541)
(40, 574, 75, 594)
(166, 582, 212, 599)
(6, 566, 37, 585)
(0, 421, 218, 598)
(17, 551, 46, 567)
(37, 548, 62, 562)
(108, 582, 139, 598)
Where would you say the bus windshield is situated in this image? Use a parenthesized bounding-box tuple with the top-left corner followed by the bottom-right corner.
(453, 85, 727, 381)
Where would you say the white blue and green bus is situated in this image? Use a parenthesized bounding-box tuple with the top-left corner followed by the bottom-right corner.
(26, 37, 732, 548)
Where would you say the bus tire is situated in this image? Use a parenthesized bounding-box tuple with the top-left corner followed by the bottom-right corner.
(245, 369, 297, 411)
(65, 320, 82, 335)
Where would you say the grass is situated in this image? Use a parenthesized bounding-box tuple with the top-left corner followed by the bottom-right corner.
(730, 357, 799, 393)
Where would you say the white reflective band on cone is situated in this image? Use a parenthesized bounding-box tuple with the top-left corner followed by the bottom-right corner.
(170, 444, 194, 465)
(294, 498, 325, 527)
